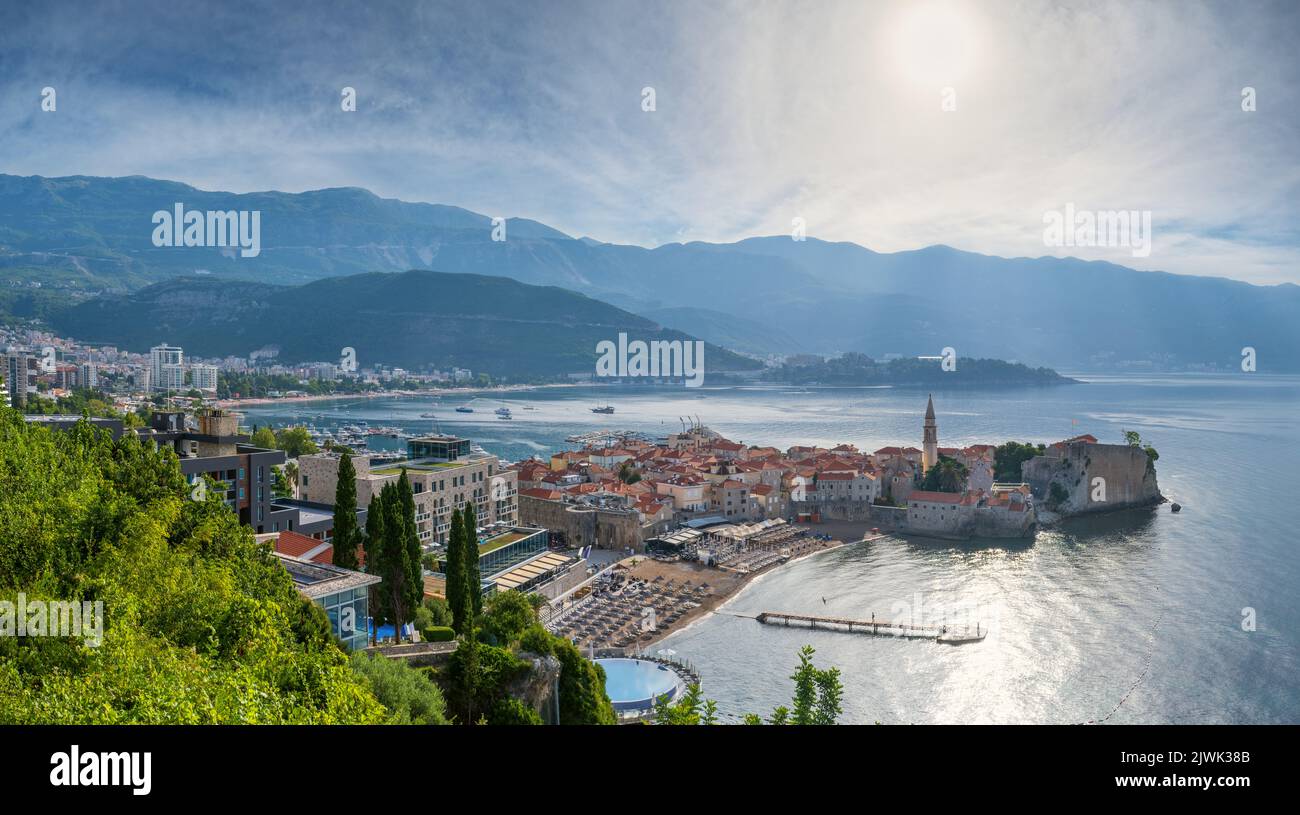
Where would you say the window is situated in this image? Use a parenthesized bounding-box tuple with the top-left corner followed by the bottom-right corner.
(302, 474, 309, 486)
(239, 467, 245, 480)
(258, 466, 264, 482)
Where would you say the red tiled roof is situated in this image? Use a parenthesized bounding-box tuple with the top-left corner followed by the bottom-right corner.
(273, 529, 355, 566)
(520, 487, 564, 500)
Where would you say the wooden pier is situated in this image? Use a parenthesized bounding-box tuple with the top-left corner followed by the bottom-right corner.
(755, 611, 986, 644)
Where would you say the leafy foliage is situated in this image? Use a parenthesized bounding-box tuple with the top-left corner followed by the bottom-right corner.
(994, 441, 1047, 482)
(0, 409, 386, 723)
(445, 508, 468, 635)
(331, 451, 361, 570)
(920, 455, 968, 493)
(348, 652, 447, 724)
(654, 645, 843, 726)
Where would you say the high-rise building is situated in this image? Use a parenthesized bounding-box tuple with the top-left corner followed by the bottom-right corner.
(190, 364, 218, 393)
(159, 363, 187, 392)
(79, 362, 98, 389)
(150, 344, 183, 391)
(4, 353, 37, 409)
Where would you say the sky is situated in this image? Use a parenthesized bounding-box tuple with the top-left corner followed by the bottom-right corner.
(1, 0, 1297, 284)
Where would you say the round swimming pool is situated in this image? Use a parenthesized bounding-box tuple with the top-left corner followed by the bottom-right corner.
(596, 658, 685, 712)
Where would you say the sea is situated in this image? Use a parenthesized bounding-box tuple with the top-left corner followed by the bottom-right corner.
(239, 373, 1300, 724)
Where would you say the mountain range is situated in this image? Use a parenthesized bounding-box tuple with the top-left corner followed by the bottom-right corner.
(53, 271, 760, 378)
(5, 173, 1299, 370)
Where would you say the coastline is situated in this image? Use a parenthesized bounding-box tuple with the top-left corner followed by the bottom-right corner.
(633, 530, 885, 650)
(216, 382, 585, 408)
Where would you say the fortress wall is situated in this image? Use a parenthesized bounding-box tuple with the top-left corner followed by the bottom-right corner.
(1023, 442, 1161, 515)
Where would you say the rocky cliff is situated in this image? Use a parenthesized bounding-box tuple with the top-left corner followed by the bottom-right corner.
(1023, 442, 1162, 516)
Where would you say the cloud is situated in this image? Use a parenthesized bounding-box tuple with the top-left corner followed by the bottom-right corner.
(1, 0, 1297, 283)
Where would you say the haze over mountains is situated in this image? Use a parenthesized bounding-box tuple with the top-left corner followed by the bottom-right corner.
(5, 173, 1298, 371)
(55, 271, 760, 378)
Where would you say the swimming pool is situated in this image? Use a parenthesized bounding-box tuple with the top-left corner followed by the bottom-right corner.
(596, 658, 685, 712)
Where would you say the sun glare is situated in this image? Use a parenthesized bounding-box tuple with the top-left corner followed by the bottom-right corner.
(889, 0, 983, 88)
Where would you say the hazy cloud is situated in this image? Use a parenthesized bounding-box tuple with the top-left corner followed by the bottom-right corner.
(1, 0, 1297, 283)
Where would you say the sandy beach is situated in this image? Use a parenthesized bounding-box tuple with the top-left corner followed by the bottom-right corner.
(618, 530, 885, 649)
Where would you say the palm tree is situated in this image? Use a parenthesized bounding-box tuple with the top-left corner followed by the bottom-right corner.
(284, 460, 300, 498)
(937, 458, 967, 493)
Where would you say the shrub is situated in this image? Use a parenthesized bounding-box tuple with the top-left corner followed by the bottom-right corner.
(421, 626, 455, 643)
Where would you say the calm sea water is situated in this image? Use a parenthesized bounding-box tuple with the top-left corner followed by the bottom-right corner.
(241, 374, 1300, 724)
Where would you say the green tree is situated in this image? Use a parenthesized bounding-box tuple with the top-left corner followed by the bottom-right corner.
(462, 507, 482, 620)
(365, 487, 391, 644)
(654, 684, 703, 725)
(790, 645, 820, 725)
(482, 590, 537, 645)
(250, 426, 277, 449)
(423, 596, 453, 627)
(813, 664, 844, 725)
(332, 451, 361, 570)
(274, 426, 318, 458)
(920, 455, 968, 493)
(272, 466, 293, 500)
(391, 470, 424, 643)
(1122, 429, 1159, 464)
(616, 459, 641, 484)
(0, 409, 386, 724)
(994, 441, 1046, 482)
(349, 652, 448, 724)
(445, 507, 468, 636)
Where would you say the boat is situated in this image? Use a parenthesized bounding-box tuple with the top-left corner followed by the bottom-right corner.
(419, 412, 437, 418)
(455, 406, 474, 413)
(495, 407, 513, 419)
(591, 405, 615, 414)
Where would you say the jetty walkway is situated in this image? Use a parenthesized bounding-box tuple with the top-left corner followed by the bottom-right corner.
(755, 611, 986, 644)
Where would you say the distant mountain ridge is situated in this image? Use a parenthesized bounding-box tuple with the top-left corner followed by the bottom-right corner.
(54, 270, 761, 378)
(7, 173, 1300, 370)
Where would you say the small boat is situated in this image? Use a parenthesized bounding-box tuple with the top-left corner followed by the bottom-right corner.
(591, 405, 615, 414)
(419, 412, 437, 418)
(495, 407, 512, 419)
(455, 406, 474, 413)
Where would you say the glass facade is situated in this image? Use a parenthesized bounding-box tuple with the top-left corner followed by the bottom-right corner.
(316, 586, 371, 651)
(408, 436, 471, 461)
(438, 528, 548, 579)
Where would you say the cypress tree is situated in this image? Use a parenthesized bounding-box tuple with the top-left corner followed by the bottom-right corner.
(393, 470, 424, 643)
(462, 506, 482, 619)
(380, 481, 409, 643)
(364, 486, 390, 644)
(446, 507, 467, 635)
(332, 450, 360, 570)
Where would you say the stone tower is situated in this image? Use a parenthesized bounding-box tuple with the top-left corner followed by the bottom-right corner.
(922, 393, 938, 473)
